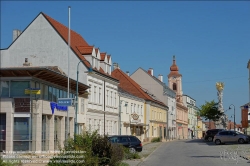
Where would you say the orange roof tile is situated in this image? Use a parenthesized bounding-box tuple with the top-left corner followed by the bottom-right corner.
(76, 46, 94, 55)
(42, 12, 117, 81)
(112, 69, 167, 107)
(100, 53, 106, 61)
(42, 13, 92, 68)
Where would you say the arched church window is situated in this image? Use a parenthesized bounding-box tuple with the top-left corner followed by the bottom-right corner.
(173, 83, 177, 91)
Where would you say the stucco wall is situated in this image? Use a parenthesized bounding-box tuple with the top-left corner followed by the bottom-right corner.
(0, 14, 88, 85)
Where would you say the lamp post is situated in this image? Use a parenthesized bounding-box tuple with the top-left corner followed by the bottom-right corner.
(74, 60, 92, 140)
(229, 104, 236, 131)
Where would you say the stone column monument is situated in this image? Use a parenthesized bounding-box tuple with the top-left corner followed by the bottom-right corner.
(215, 82, 227, 129)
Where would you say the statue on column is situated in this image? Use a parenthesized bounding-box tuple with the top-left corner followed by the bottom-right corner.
(215, 82, 227, 129)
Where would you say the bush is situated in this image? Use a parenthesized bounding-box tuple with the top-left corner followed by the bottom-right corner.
(48, 130, 124, 166)
(110, 144, 124, 166)
(151, 137, 161, 142)
(122, 147, 141, 160)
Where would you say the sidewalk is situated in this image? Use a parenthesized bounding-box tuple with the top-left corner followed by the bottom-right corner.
(123, 139, 177, 166)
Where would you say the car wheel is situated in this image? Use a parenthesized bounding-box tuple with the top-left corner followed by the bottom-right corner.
(208, 137, 213, 142)
(129, 147, 136, 154)
(215, 139, 221, 145)
(238, 138, 245, 144)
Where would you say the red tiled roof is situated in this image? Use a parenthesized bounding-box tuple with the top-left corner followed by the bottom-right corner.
(100, 53, 106, 61)
(42, 12, 117, 80)
(42, 13, 91, 68)
(112, 69, 167, 107)
(76, 46, 94, 55)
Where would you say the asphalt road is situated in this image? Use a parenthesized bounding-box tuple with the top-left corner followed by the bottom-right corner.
(138, 139, 250, 166)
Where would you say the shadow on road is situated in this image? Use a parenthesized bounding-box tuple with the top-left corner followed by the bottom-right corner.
(190, 155, 221, 158)
(183, 139, 218, 146)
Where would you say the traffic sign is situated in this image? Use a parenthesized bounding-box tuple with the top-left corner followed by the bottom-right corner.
(57, 98, 73, 106)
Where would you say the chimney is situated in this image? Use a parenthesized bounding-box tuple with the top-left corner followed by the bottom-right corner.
(23, 58, 32, 66)
(158, 74, 163, 82)
(148, 68, 153, 76)
(113, 62, 119, 70)
(13, 29, 22, 41)
(126, 71, 130, 76)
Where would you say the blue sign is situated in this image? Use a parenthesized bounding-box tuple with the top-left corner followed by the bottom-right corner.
(57, 98, 73, 106)
(50, 102, 68, 114)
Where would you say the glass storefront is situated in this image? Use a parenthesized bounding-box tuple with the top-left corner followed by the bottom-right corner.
(0, 81, 9, 97)
(13, 117, 32, 151)
(41, 115, 47, 151)
(0, 114, 6, 151)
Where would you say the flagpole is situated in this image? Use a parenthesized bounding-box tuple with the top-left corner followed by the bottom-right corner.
(66, 6, 71, 141)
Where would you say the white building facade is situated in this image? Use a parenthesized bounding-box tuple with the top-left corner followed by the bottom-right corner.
(0, 12, 120, 142)
(183, 95, 199, 139)
(118, 88, 145, 141)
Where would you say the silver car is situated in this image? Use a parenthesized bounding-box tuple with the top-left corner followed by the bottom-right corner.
(214, 131, 249, 145)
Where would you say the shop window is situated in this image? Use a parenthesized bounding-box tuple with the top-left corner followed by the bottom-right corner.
(13, 117, 32, 151)
(0, 81, 9, 97)
(11, 81, 30, 97)
(0, 114, 6, 152)
(41, 115, 47, 151)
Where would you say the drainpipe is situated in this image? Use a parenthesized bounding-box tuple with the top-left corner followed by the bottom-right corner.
(119, 96, 121, 135)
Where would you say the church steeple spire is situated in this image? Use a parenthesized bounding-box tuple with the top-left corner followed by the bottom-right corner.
(168, 55, 181, 77)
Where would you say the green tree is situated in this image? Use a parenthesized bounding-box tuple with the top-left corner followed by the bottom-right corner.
(198, 100, 224, 122)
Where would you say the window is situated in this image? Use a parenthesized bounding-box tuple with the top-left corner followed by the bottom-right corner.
(0, 81, 9, 97)
(114, 93, 116, 107)
(120, 136, 128, 143)
(13, 117, 32, 151)
(89, 119, 92, 132)
(131, 104, 133, 114)
(106, 90, 109, 106)
(129, 136, 139, 142)
(88, 84, 91, 102)
(152, 111, 154, 119)
(11, 81, 30, 97)
(111, 91, 113, 106)
(173, 83, 177, 91)
(134, 104, 136, 113)
(0, 114, 6, 151)
(152, 126, 154, 136)
(41, 115, 47, 151)
(48, 86, 53, 101)
(99, 88, 101, 104)
(94, 86, 97, 103)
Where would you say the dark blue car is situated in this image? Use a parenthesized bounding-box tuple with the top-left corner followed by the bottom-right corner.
(108, 135, 143, 153)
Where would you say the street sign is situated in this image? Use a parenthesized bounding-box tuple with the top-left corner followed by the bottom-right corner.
(57, 98, 73, 106)
(25, 88, 41, 94)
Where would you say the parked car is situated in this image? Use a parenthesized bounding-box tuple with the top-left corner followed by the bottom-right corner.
(108, 135, 142, 153)
(214, 130, 250, 145)
(204, 129, 225, 142)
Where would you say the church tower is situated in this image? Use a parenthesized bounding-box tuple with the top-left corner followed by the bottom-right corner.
(168, 55, 183, 104)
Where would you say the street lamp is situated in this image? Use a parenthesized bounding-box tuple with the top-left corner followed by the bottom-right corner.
(74, 60, 93, 139)
(229, 104, 236, 131)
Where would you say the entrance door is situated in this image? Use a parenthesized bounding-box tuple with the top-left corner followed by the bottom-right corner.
(164, 127, 166, 139)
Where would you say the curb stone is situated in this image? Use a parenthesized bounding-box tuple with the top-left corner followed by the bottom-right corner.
(137, 142, 163, 166)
